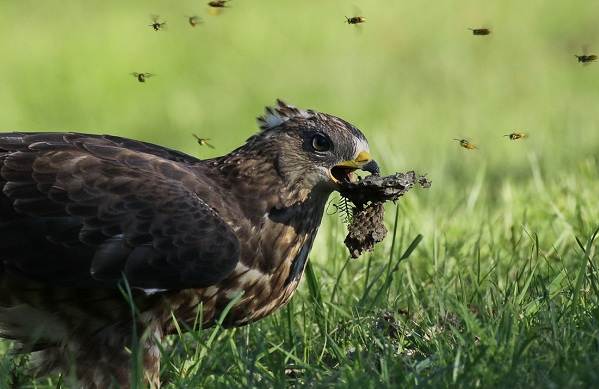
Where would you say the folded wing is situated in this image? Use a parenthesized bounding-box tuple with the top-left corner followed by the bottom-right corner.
(0, 132, 240, 290)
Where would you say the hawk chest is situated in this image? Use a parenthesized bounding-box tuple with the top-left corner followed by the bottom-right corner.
(172, 223, 317, 328)
(166, 195, 326, 330)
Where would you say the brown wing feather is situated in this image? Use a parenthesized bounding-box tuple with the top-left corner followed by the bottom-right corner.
(0, 132, 240, 289)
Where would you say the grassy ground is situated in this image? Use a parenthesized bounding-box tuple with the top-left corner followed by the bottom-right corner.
(1, 0, 599, 387)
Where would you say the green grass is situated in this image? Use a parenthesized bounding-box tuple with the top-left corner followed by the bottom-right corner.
(1, 0, 599, 387)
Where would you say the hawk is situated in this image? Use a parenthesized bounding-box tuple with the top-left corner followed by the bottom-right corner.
(0, 100, 379, 388)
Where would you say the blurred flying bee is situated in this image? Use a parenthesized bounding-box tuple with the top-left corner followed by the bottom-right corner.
(149, 15, 166, 31)
(454, 138, 477, 150)
(192, 134, 215, 149)
(208, 0, 229, 15)
(504, 132, 528, 140)
(208, 0, 229, 8)
(468, 27, 491, 36)
(575, 45, 596, 64)
(346, 16, 366, 25)
(131, 72, 154, 83)
(575, 54, 597, 64)
(187, 15, 202, 27)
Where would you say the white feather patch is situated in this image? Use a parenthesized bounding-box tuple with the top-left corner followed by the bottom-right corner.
(142, 288, 168, 295)
(353, 138, 370, 156)
(261, 110, 287, 129)
(257, 100, 315, 130)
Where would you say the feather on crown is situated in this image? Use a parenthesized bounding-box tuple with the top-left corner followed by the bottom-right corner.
(257, 99, 317, 130)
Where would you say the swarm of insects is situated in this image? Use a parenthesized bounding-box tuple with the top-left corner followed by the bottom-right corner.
(346, 16, 366, 25)
(192, 134, 215, 149)
(188, 15, 202, 27)
(575, 54, 597, 64)
(149, 15, 166, 31)
(338, 171, 430, 258)
(454, 138, 477, 150)
(469, 27, 491, 36)
(504, 132, 528, 140)
(208, 0, 229, 8)
(131, 72, 154, 83)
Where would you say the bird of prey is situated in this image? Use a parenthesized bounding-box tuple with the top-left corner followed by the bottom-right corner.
(0, 100, 379, 388)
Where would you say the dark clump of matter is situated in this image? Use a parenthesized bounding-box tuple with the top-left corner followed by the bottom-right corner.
(339, 171, 430, 258)
(344, 202, 387, 259)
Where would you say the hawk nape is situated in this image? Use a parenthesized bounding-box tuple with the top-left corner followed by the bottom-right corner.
(0, 100, 379, 388)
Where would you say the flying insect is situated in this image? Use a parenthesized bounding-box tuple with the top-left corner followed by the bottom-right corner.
(188, 15, 202, 27)
(193, 134, 215, 149)
(468, 27, 491, 36)
(454, 138, 477, 150)
(504, 132, 528, 140)
(149, 15, 166, 31)
(346, 16, 366, 25)
(131, 72, 154, 83)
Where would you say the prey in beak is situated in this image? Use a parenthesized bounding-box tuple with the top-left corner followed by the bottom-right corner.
(330, 151, 380, 184)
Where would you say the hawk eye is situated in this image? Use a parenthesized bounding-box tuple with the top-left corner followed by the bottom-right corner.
(311, 134, 331, 152)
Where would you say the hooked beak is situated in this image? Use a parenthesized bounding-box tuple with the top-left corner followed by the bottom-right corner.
(330, 151, 380, 184)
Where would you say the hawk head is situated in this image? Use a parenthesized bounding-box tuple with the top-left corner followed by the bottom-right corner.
(251, 99, 379, 194)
